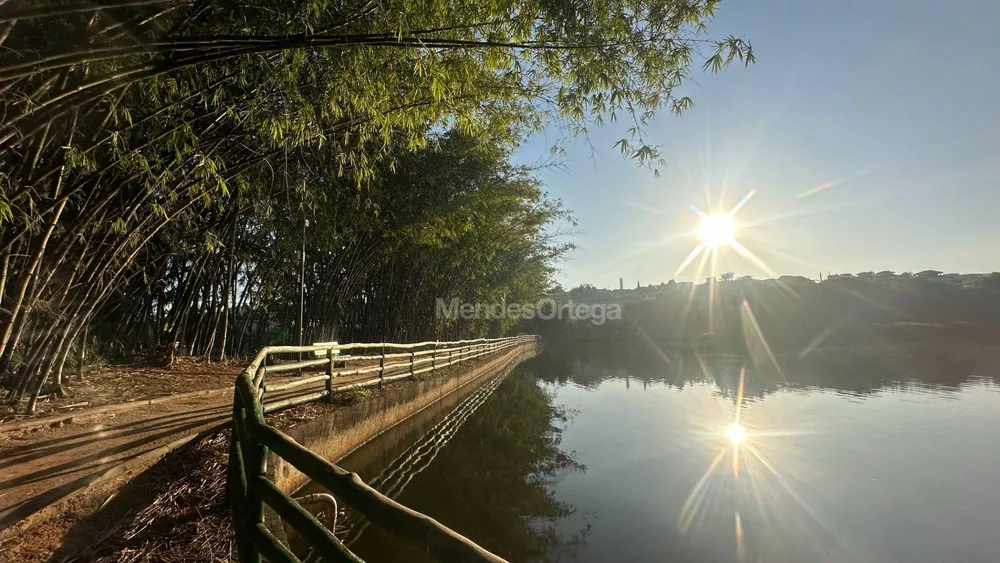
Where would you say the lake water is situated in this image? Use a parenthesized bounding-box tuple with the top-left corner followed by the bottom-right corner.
(320, 343, 1000, 562)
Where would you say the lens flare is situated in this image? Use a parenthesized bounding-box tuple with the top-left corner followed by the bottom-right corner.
(726, 423, 747, 445)
(698, 214, 737, 247)
(675, 189, 770, 280)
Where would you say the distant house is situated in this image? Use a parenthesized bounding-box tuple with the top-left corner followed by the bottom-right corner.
(916, 270, 942, 278)
(827, 273, 854, 280)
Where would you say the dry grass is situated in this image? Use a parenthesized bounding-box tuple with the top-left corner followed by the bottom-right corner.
(63, 432, 236, 563)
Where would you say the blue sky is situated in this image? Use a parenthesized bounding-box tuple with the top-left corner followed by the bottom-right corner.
(516, 0, 1000, 289)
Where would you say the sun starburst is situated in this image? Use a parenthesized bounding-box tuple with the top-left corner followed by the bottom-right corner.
(698, 213, 737, 248)
(726, 422, 746, 445)
(675, 189, 777, 280)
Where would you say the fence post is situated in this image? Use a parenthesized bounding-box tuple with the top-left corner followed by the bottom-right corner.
(378, 345, 385, 390)
(237, 395, 267, 563)
(255, 364, 266, 400)
(257, 355, 267, 398)
(325, 348, 334, 401)
(431, 342, 437, 373)
(409, 349, 415, 378)
(230, 393, 262, 563)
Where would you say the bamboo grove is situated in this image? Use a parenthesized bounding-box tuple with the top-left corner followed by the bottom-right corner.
(0, 0, 752, 413)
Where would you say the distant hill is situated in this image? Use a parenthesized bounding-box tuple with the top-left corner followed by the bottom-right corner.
(529, 276, 1000, 352)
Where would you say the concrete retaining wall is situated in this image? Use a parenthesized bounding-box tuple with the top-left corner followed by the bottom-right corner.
(268, 343, 538, 493)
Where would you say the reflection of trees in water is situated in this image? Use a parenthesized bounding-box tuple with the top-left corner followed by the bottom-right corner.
(336, 366, 517, 547)
(537, 337, 998, 399)
(347, 371, 588, 562)
(528, 278, 1000, 400)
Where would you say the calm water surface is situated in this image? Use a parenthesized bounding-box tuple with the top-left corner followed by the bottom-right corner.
(321, 344, 1000, 562)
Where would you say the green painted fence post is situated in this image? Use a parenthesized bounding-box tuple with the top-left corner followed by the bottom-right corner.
(231, 391, 262, 563)
(241, 399, 267, 556)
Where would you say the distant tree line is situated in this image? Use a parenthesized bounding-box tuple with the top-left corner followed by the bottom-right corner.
(535, 276, 1000, 354)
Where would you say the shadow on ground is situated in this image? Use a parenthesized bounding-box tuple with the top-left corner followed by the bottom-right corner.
(0, 405, 230, 532)
(47, 430, 234, 563)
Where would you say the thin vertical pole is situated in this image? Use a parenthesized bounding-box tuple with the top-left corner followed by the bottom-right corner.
(298, 217, 307, 365)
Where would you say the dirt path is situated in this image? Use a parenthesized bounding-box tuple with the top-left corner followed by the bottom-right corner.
(0, 358, 244, 424)
(0, 375, 348, 533)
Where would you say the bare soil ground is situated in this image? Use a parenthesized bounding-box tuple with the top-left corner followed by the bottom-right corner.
(1, 357, 245, 424)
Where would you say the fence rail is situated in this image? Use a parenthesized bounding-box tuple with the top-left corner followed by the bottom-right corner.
(229, 335, 539, 562)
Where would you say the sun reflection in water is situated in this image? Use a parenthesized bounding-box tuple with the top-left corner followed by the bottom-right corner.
(663, 177, 883, 560)
(674, 363, 857, 561)
(726, 423, 747, 445)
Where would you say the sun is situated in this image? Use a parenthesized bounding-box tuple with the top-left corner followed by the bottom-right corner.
(698, 213, 737, 248)
(726, 423, 747, 445)
(675, 189, 778, 285)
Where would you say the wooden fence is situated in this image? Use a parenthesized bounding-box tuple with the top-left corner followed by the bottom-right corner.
(229, 335, 539, 562)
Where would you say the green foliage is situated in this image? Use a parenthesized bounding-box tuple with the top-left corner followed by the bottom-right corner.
(94, 130, 574, 354)
(335, 387, 374, 405)
(2, 0, 752, 216)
